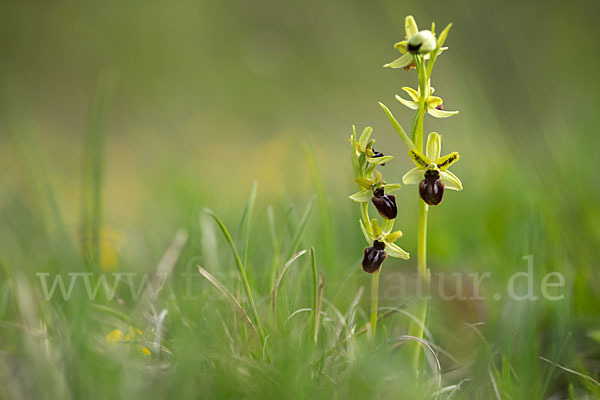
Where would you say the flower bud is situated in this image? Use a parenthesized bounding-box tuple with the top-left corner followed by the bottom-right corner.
(361, 240, 387, 273)
(371, 188, 397, 219)
(419, 169, 445, 205)
(407, 30, 436, 54)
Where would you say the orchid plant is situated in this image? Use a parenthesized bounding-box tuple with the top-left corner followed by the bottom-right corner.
(348, 15, 463, 370)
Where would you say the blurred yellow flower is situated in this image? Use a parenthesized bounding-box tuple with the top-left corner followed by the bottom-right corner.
(80, 227, 123, 272)
(106, 327, 151, 356)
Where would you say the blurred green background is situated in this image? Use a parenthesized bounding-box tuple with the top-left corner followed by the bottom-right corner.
(1, 0, 600, 398)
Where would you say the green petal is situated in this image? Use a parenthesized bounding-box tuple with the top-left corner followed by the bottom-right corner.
(440, 170, 463, 190)
(355, 177, 373, 190)
(427, 107, 459, 118)
(385, 242, 409, 259)
(393, 41, 408, 53)
(367, 155, 393, 165)
(426, 132, 441, 161)
(383, 53, 413, 69)
(427, 95, 443, 109)
(383, 183, 402, 194)
(402, 86, 420, 102)
(402, 167, 423, 185)
(408, 149, 432, 168)
(395, 95, 419, 110)
(385, 230, 403, 243)
(373, 170, 382, 183)
(358, 126, 373, 152)
(349, 189, 372, 202)
(405, 15, 419, 38)
(436, 152, 459, 170)
(359, 219, 373, 244)
(371, 219, 383, 236)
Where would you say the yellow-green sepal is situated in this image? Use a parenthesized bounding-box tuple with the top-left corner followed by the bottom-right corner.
(383, 183, 402, 194)
(349, 189, 372, 203)
(367, 155, 393, 165)
(428, 107, 459, 118)
(405, 15, 419, 38)
(386, 242, 409, 259)
(402, 167, 423, 185)
(384, 53, 412, 69)
(440, 170, 463, 190)
(358, 126, 373, 152)
(355, 177, 372, 190)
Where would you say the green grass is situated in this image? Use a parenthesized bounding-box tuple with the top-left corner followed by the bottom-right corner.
(1, 121, 600, 398)
(1, 1, 600, 398)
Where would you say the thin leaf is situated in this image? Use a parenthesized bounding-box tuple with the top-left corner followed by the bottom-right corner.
(197, 266, 258, 337)
(314, 272, 324, 344)
(267, 205, 277, 250)
(540, 356, 600, 388)
(134, 229, 188, 313)
(204, 208, 265, 339)
(81, 73, 116, 268)
(310, 247, 318, 341)
(379, 102, 416, 150)
(238, 181, 258, 268)
(286, 197, 315, 260)
(271, 249, 308, 329)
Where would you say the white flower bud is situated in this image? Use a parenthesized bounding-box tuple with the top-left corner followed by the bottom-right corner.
(407, 30, 437, 54)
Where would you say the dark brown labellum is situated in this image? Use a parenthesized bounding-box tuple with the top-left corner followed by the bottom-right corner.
(419, 169, 445, 205)
(372, 148, 386, 166)
(408, 43, 421, 54)
(361, 240, 387, 273)
(371, 189, 397, 219)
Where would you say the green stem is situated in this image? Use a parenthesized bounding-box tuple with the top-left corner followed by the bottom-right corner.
(370, 269, 380, 340)
(417, 200, 428, 279)
(407, 54, 430, 374)
(408, 200, 430, 373)
(415, 56, 428, 151)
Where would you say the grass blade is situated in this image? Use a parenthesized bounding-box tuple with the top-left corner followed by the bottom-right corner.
(539, 356, 600, 388)
(310, 247, 318, 340)
(238, 181, 258, 268)
(286, 197, 315, 261)
(314, 272, 324, 345)
(81, 73, 116, 269)
(197, 266, 258, 337)
(134, 229, 188, 313)
(271, 249, 307, 329)
(204, 208, 265, 340)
